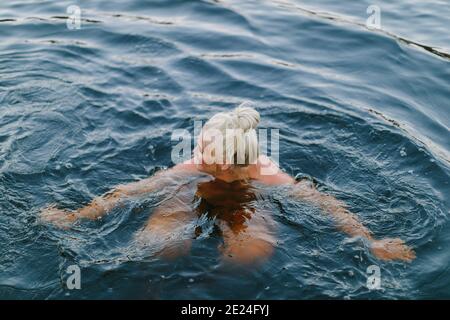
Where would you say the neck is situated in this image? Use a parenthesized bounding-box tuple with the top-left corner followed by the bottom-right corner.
(200, 165, 252, 182)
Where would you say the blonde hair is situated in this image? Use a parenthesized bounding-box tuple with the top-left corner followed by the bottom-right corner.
(195, 101, 260, 166)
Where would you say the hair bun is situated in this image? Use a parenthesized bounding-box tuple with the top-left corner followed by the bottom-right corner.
(233, 101, 260, 132)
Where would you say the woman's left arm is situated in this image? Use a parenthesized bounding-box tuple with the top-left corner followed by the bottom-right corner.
(40, 161, 198, 228)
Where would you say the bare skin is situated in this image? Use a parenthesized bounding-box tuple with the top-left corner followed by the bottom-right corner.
(40, 155, 415, 263)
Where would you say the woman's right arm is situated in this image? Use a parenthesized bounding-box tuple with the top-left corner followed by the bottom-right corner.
(255, 158, 415, 262)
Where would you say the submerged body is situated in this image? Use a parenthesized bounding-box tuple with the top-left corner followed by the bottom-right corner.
(137, 170, 276, 263)
(40, 103, 415, 263)
(41, 156, 415, 264)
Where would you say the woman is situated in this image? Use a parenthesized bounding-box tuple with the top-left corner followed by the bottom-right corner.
(40, 102, 415, 264)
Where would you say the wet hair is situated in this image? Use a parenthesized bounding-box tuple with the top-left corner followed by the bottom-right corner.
(195, 101, 260, 166)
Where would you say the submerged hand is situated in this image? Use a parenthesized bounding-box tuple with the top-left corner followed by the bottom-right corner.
(40, 205, 77, 229)
(370, 238, 416, 262)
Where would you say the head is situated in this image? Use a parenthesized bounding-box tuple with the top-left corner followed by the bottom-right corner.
(194, 102, 260, 175)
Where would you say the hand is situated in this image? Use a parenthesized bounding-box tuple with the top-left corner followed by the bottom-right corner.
(40, 205, 77, 229)
(370, 238, 416, 262)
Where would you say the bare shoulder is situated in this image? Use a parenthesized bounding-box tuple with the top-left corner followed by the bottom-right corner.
(140, 159, 199, 182)
(170, 158, 199, 173)
(171, 159, 197, 171)
(252, 155, 295, 185)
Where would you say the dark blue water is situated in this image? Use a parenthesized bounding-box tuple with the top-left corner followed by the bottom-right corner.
(0, 0, 449, 299)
